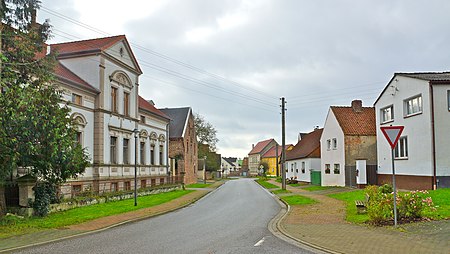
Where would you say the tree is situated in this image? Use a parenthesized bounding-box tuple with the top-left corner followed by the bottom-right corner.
(0, 0, 89, 216)
(193, 113, 218, 152)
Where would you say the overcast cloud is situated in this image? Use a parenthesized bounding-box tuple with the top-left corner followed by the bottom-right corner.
(38, 0, 450, 158)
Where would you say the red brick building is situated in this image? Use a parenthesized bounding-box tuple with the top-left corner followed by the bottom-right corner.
(159, 107, 198, 185)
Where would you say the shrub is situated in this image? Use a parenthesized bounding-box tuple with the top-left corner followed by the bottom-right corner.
(365, 185, 435, 224)
(397, 190, 435, 219)
(32, 182, 57, 217)
(365, 185, 393, 224)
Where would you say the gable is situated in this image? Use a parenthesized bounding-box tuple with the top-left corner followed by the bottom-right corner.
(105, 40, 142, 75)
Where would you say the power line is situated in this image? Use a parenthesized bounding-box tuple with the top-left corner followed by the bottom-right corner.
(40, 6, 278, 100)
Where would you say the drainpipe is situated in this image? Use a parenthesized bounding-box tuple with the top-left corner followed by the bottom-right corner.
(166, 122, 170, 184)
(429, 82, 437, 190)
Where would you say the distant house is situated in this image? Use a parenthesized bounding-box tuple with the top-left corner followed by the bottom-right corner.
(320, 100, 377, 187)
(248, 139, 278, 176)
(221, 157, 237, 176)
(285, 128, 323, 183)
(159, 107, 198, 185)
(374, 72, 450, 189)
(262, 144, 293, 177)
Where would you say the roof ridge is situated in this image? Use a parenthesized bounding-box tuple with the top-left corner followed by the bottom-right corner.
(50, 35, 125, 46)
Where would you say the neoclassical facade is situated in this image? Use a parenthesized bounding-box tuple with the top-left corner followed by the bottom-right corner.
(52, 35, 171, 197)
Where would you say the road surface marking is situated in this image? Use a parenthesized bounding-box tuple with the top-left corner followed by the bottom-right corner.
(254, 237, 265, 247)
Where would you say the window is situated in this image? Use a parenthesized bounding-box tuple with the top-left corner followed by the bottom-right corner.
(160, 178, 165, 185)
(291, 163, 294, 172)
(327, 139, 331, 150)
(159, 145, 164, 165)
(72, 185, 82, 196)
(151, 179, 156, 186)
(72, 93, 82, 105)
(111, 87, 118, 113)
(141, 180, 147, 189)
(140, 115, 146, 123)
(140, 142, 146, 165)
(150, 145, 155, 165)
(394, 136, 408, 159)
(124, 92, 130, 116)
(75, 131, 82, 145)
(123, 138, 129, 164)
(301, 162, 305, 173)
(332, 138, 337, 150)
(111, 182, 118, 192)
(405, 95, 422, 116)
(110, 137, 117, 164)
(381, 105, 394, 123)
(334, 164, 340, 174)
(124, 181, 131, 191)
(325, 164, 331, 174)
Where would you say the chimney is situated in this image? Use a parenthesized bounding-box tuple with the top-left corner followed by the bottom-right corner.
(252, 144, 255, 149)
(298, 133, 307, 142)
(351, 100, 363, 113)
(147, 100, 155, 106)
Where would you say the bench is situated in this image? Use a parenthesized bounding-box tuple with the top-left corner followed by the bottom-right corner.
(355, 194, 370, 214)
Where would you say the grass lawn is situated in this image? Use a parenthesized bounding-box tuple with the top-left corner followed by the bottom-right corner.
(280, 195, 317, 205)
(328, 190, 368, 224)
(272, 189, 291, 194)
(185, 183, 211, 188)
(256, 179, 279, 189)
(328, 188, 450, 224)
(0, 190, 193, 239)
(424, 188, 450, 219)
(288, 183, 300, 187)
(303, 186, 335, 192)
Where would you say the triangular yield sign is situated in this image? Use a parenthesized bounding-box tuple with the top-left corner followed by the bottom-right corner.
(380, 126, 404, 149)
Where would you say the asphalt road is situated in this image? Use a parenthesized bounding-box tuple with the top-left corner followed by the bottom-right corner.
(16, 178, 313, 254)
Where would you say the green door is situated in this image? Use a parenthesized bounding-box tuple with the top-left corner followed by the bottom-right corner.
(311, 170, 321, 186)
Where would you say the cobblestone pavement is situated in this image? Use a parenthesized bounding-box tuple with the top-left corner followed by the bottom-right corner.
(0, 182, 222, 253)
(267, 179, 450, 254)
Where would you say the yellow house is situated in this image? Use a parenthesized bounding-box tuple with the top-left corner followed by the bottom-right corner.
(261, 145, 293, 176)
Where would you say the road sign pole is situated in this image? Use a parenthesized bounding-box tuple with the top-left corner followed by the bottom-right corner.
(391, 148, 397, 227)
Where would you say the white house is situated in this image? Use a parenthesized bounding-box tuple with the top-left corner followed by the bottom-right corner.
(285, 128, 323, 183)
(221, 157, 237, 176)
(320, 100, 377, 187)
(374, 72, 450, 190)
(50, 35, 171, 197)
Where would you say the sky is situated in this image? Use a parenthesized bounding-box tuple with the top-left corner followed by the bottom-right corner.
(37, 0, 450, 159)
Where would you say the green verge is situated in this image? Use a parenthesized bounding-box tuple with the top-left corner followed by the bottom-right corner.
(328, 190, 368, 224)
(256, 179, 279, 189)
(303, 186, 334, 192)
(280, 195, 317, 205)
(272, 189, 291, 194)
(0, 190, 193, 239)
(185, 183, 211, 188)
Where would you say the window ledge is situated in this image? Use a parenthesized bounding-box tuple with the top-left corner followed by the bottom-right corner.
(404, 111, 422, 118)
(381, 119, 394, 125)
(394, 157, 408, 160)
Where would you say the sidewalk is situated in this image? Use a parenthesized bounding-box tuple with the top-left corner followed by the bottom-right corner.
(0, 182, 222, 253)
(267, 179, 450, 254)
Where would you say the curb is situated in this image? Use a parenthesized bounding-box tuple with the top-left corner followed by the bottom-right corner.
(263, 183, 342, 254)
(0, 182, 224, 253)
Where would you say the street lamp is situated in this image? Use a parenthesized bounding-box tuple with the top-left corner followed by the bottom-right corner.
(133, 128, 139, 206)
(203, 156, 207, 184)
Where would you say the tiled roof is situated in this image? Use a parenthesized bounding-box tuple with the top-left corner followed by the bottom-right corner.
(138, 96, 169, 120)
(223, 157, 237, 165)
(51, 35, 125, 55)
(50, 35, 143, 74)
(397, 72, 450, 82)
(331, 106, 376, 136)
(249, 139, 275, 155)
(55, 61, 99, 93)
(159, 107, 191, 138)
(286, 128, 323, 161)
(262, 145, 293, 158)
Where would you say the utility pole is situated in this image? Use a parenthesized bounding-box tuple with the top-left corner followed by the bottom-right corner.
(281, 97, 286, 190)
(275, 144, 279, 177)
